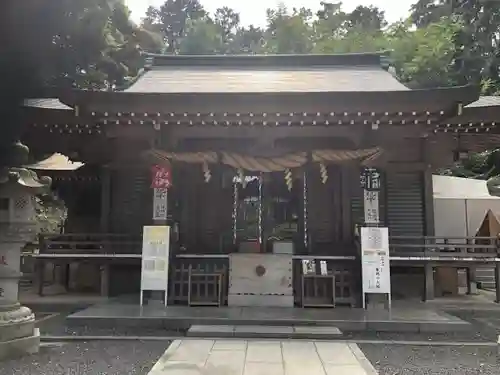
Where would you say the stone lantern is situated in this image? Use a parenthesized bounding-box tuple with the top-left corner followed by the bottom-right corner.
(0, 141, 51, 360)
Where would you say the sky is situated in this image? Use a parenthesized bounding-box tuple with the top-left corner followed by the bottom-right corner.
(125, 0, 416, 26)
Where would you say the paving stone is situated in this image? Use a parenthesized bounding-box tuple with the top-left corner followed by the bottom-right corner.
(246, 341, 283, 363)
(187, 325, 235, 337)
(282, 341, 321, 365)
(167, 339, 214, 362)
(283, 360, 325, 375)
(205, 350, 246, 374)
(324, 364, 369, 375)
(244, 362, 284, 375)
(148, 339, 374, 375)
(315, 342, 359, 365)
(212, 339, 248, 351)
(293, 326, 342, 337)
(234, 325, 293, 337)
(150, 361, 205, 375)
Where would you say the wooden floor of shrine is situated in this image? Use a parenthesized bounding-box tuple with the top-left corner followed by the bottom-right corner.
(66, 296, 471, 334)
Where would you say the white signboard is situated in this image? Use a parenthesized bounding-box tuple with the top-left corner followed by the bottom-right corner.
(140, 225, 170, 306)
(361, 227, 391, 308)
(363, 190, 380, 224)
(153, 188, 168, 220)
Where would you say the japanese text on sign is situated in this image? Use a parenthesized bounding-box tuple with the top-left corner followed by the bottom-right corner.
(360, 168, 381, 191)
(363, 190, 380, 224)
(151, 165, 171, 189)
(141, 226, 170, 293)
(153, 188, 168, 220)
(361, 227, 391, 294)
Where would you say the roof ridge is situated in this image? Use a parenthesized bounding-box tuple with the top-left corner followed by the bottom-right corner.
(142, 52, 388, 69)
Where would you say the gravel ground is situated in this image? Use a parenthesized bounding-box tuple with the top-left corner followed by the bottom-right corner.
(33, 310, 180, 337)
(1, 341, 169, 375)
(360, 344, 500, 375)
(344, 309, 500, 343)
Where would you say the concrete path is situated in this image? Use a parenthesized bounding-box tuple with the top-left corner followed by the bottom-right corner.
(147, 339, 378, 375)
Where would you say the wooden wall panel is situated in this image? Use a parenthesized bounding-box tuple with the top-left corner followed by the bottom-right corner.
(109, 167, 150, 234)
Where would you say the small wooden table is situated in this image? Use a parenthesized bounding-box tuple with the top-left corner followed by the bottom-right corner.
(187, 264, 223, 306)
(301, 273, 336, 308)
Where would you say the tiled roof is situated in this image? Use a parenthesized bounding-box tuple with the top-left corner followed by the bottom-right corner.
(466, 96, 500, 108)
(126, 53, 408, 94)
(23, 98, 72, 110)
(126, 66, 408, 93)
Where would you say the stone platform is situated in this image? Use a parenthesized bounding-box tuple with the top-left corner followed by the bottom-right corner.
(66, 298, 471, 334)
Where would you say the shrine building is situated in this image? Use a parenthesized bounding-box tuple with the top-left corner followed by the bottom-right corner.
(20, 53, 500, 307)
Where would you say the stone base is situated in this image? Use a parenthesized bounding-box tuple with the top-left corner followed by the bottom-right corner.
(0, 320, 37, 342)
(0, 328, 39, 361)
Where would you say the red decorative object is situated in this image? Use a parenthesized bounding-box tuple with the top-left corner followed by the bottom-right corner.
(151, 164, 172, 189)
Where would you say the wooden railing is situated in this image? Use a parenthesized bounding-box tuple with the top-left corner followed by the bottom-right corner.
(389, 236, 500, 260)
(36, 233, 143, 296)
(39, 233, 143, 257)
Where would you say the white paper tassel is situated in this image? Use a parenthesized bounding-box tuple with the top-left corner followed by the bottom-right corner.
(203, 162, 211, 182)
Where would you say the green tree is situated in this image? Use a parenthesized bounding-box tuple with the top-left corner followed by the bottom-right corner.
(214, 7, 241, 53)
(263, 5, 314, 54)
(346, 5, 387, 31)
(143, 0, 206, 53)
(179, 17, 224, 54)
(387, 18, 463, 88)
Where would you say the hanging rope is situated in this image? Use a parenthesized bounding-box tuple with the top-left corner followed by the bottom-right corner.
(319, 163, 328, 184)
(284, 168, 293, 191)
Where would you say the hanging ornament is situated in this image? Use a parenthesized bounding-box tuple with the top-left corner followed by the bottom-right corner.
(284, 168, 293, 191)
(319, 163, 328, 184)
(203, 162, 211, 183)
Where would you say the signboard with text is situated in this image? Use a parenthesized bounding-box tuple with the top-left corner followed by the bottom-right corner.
(361, 227, 391, 307)
(140, 225, 170, 306)
(363, 190, 380, 225)
(360, 168, 381, 191)
(153, 188, 168, 220)
(151, 164, 171, 189)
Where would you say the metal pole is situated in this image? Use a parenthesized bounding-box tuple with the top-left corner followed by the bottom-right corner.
(258, 173, 263, 250)
(232, 177, 238, 245)
(303, 170, 308, 251)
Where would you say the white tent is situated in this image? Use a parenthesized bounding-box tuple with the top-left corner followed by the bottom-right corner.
(433, 175, 500, 237)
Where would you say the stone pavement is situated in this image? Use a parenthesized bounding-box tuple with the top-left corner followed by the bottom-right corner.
(147, 339, 378, 375)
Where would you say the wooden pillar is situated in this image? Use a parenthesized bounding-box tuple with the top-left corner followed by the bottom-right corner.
(424, 263, 435, 301)
(423, 169, 435, 236)
(341, 165, 352, 242)
(99, 166, 111, 233)
(495, 263, 500, 303)
(422, 137, 435, 300)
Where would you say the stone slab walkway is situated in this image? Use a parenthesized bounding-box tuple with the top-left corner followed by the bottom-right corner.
(147, 339, 378, 375)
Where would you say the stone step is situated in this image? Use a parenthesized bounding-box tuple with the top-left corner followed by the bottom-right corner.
(187, 324, 343, 339)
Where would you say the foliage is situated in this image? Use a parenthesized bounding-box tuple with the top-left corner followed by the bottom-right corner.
(386, 18, 463, 88)
(35, 194, 67, 234)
